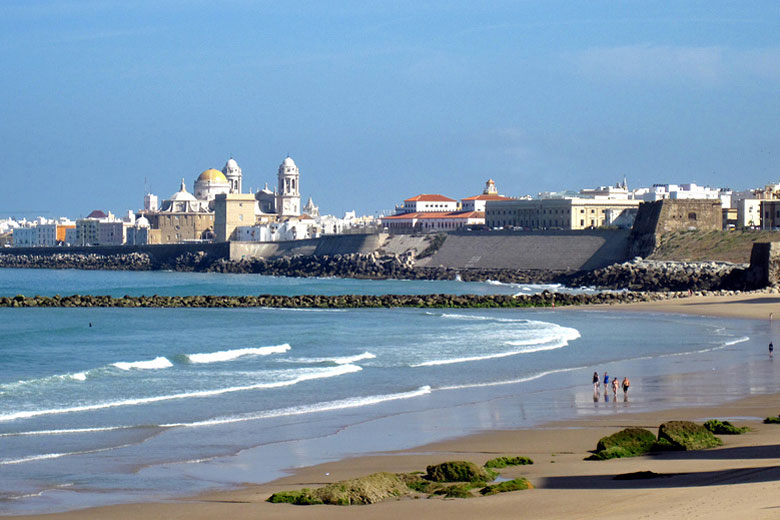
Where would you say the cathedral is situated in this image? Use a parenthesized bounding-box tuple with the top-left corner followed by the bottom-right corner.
(154, 155, 311, 220)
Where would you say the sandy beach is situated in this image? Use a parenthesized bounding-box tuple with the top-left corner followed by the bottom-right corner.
(7, 294, 780, 520)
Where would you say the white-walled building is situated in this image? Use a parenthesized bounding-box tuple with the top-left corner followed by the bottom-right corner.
(737, 199, 761, 228)
(276, 157, 301, 217)
(397, 194, 459, 214)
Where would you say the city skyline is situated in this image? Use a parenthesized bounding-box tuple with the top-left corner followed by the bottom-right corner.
(2, 1, 780, 218)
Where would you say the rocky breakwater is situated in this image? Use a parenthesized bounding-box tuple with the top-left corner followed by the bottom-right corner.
(564, 259, 752, 291)
(0, 289, 756, 309)
(206, 252, 570, 283)
(0, 252, 153, 270)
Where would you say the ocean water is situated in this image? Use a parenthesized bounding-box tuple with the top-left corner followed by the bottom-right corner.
(0, 269, 778, 515)
(0, 267, 585, 297)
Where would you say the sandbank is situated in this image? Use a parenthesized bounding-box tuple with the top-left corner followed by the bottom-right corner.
(598, 290, 780, 320)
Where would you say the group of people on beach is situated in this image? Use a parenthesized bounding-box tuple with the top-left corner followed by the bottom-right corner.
(593, 371, 629, 396)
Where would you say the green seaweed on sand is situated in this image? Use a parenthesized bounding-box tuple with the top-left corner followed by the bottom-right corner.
(586, 428, 656, 460)
(703, 419, 749, 434)
(480, 478, 533, 495)
(267, 472, 410, 506)
(425, 461, 497, 484)
(656, 421, 722, 451)
(484, 456, 534, 468)
(763, 415, 780, 424)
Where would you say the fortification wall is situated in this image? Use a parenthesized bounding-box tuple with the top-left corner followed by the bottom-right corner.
(416, 229, 630, 271)
(230, 233, 389, 260)
(630, 199, 723, 257)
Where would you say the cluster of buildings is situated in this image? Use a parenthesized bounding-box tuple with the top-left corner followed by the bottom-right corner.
(380, 179, 780, 233)
(7, 163, 780, 249)
(2, 156, 376, 247)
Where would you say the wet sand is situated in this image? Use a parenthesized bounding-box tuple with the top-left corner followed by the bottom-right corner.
(8, 293, 780, 520)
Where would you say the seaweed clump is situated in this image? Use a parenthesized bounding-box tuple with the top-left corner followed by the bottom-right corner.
(656, 421, 722, 451)
(764, 415, 780, 424)
(703, 419, 749, 435)
(586, 428, 657, 460)
(484, 456, 534, 468)
(425, 461, 497, 484)
(480, 478, 533, 495)
(267, 472, 410, 505)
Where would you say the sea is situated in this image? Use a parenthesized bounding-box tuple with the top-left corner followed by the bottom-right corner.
(0, 268, 777, 515)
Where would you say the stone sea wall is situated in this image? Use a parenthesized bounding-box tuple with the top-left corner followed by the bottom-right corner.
(0, 289, 759, 309)
(0, 250, 760, 291)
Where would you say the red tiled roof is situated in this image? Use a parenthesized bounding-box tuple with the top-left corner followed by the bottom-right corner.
(86, 210, 107, 219)
(382, 211, 484, 220)
(403, 194, 457, 202)
(461, 194, 512, 201)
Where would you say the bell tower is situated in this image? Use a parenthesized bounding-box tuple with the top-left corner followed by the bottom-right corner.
(276, 156, 300, 217)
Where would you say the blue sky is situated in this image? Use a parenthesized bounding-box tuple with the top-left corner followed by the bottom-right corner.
(2, 1, 780, 218)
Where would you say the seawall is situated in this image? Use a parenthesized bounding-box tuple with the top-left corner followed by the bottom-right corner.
(417, 229, 630, 270)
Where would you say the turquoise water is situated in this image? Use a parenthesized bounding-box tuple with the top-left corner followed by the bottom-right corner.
(0, 269, 777, 515)
(0, 267, 578, 297)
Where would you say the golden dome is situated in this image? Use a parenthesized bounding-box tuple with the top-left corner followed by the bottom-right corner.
(197, 168, 228, 184)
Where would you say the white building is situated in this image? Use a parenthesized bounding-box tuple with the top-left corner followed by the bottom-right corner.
(222, 157, 243, 194)
(397, 194, 458, 214)
(460, 179, 512, 212)
(737, 199, 762, 228)
(276, 156, 301, 217)
(635, 183, 725, 203)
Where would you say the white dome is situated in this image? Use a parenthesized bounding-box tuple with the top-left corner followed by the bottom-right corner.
(170, 180, 198, 202)
(225, 158, 239, 169)
(282, 156, 296, 167)
(135, 216, 150, 228)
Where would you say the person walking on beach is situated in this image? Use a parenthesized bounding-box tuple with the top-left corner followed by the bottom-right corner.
(612, 377, 619, 395)
(592, 372, 600, 391)
(603, 372, 609, 387)
(622, 376, 630, 395)
(770, 342, 774, 358)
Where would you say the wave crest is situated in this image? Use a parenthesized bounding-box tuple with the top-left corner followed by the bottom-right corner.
(185, 344, 291, 364)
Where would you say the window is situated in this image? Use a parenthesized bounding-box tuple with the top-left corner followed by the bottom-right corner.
(689, 212, 697, 220)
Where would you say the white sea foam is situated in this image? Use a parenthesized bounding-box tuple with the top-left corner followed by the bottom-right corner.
(285, 351, 376, 365)
(0, 425, 137, 438)
(0, 364, 362, 422)
(664, 336, 750, 357)
(185, 344, 291, 364)
(438, 366, 587, 390)
(411, 327, 580, 367)
(0, 444, 134, 465)
(161, 385, 432, 428)
(112, 356, 173, 371)
(1, 370, 91, 391)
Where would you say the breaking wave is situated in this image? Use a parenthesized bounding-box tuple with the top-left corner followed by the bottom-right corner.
(112, 357, 173, 371)
(0, 364, 362, 422)
(184, 344, 291, 364)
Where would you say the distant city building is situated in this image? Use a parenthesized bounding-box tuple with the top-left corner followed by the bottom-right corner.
(222, 157, 243, 194)
(396, 194, 458, 214)
(276, 156, 301, 218)
(460, 179, 513, 212)
(485, 198, 640, 230)
(214, 193, 257, 242)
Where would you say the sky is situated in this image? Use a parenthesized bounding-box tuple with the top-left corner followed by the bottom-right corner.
(2, 1, 780, 219)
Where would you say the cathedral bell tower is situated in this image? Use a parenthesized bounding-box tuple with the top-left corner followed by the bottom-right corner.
(276, 156, 300, 217)
(222, 157, 242, 194)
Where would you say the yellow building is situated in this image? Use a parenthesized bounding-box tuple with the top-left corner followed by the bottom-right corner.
(214, 193, 258, 242)
(485, 198, 641, 230)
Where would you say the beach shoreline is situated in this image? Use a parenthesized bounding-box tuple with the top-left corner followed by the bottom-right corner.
(4, 294, 780, 519)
